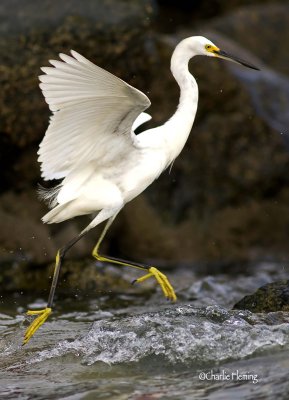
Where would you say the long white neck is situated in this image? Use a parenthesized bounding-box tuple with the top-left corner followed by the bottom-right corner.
(163, 41, 199, 164)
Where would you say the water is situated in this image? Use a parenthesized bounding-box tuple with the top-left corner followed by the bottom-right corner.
(1, 261, 289, 399)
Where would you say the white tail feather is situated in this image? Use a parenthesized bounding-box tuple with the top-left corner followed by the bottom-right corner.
(37, 184, 62, 209)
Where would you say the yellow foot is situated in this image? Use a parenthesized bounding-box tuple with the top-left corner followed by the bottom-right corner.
(23, 307, 52, 345)
(133, 267, 177, 302)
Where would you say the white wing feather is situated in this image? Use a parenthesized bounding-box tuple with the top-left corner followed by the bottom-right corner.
(38, 50, 151, 180)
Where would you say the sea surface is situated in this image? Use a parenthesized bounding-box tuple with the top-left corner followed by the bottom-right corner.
(1, 261, 289, 399)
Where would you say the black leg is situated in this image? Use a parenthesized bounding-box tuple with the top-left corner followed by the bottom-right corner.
(23, 231, 86, 345)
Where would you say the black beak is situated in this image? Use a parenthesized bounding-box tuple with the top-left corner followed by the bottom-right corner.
(214, 49, 260, 71)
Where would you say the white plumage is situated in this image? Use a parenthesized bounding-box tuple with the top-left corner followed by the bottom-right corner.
(38, 50, 156, 226)
(38, 37, 258, 231)
(38, 41, 198, 228)
(38, 50, 150, 180)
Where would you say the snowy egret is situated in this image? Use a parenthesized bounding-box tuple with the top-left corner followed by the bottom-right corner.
(23, 36, 259, 344)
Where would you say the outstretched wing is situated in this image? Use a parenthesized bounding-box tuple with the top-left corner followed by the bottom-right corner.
(38, 50, 151, 181)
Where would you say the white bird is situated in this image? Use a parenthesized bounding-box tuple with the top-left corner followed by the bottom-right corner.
(24, 36, 259, 344)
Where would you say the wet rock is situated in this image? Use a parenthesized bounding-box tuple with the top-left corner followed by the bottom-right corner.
(206, 4, 289, 148)
(209, 3, 289, 76)
(0, 190, 101, 265)
(0, 256, 154, 296)
(156, 0, 285, 32)
(234, 280, 289, 312)
(0, 0, 156, 36)
(0, 191, 55, 264)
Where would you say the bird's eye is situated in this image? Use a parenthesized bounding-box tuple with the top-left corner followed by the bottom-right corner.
(205, 44, 212, 50)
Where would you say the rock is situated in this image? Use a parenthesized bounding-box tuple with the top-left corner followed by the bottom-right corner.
(209, 3, 289, 76)
(0, 0, 156, 189)
(120, 190, 289, 265)
(233, 280, 289, 312)
(0, 190, 104, 265)
(0, 0, 156, 266)
(0, 0, 156, 35)
(206, 4, 289, 148)
(0, 256, 155, 297)
(117, 14, 289, 265)
(1, 1, 289, 278)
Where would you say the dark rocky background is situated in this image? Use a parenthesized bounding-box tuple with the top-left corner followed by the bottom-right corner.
(1, 0, 289, 293)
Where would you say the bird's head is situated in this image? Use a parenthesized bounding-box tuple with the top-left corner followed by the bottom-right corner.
(186, 36, 259, 70)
